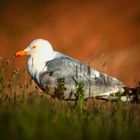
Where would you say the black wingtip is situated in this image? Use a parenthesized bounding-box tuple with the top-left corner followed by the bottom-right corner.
(123, 86, 140, 103)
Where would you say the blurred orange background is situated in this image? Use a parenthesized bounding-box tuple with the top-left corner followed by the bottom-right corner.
(0, 0, 140, 87)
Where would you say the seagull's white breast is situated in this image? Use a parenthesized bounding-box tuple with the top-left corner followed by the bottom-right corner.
(27, 56, 48, 84)
(27, 51, 57, 84)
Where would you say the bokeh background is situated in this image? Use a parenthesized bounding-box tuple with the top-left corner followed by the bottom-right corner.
(0, 0, 140, 87)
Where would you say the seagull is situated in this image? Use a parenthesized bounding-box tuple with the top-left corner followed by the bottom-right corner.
(15, 39, 137, 102)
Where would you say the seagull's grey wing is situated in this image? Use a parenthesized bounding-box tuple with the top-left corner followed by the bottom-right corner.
(39, 53, 125, 100)
(39, 54, 84, 99)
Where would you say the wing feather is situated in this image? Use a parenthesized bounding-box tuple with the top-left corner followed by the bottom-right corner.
(39, 53, 125, 100)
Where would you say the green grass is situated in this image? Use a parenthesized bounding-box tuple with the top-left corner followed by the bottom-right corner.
(0, 58, 140, 140)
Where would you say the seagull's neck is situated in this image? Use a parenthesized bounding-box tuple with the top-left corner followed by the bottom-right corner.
(27, 51, 57, 84)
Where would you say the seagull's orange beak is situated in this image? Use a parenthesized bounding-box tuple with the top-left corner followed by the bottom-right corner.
(15, 50, 28, 57)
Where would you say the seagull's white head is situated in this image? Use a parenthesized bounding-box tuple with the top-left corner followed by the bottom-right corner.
(15, 39, 54, 60)
(15, 39, 56, 84)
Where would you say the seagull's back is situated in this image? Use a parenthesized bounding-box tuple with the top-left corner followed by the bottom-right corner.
(39, 52, 125, 100)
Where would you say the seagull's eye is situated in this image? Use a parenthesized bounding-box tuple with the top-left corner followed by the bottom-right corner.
(32, 46, 36, 49)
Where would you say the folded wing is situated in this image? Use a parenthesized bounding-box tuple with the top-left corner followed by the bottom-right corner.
(39, 53, 125, 100)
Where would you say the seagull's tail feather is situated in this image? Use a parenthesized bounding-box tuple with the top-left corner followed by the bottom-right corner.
(122, 86, 140, 103)
(96, 86, 140, 103)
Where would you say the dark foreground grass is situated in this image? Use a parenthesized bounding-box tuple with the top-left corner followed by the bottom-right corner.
(0, 58, 140, 140)
(0, 97, 140, 140)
